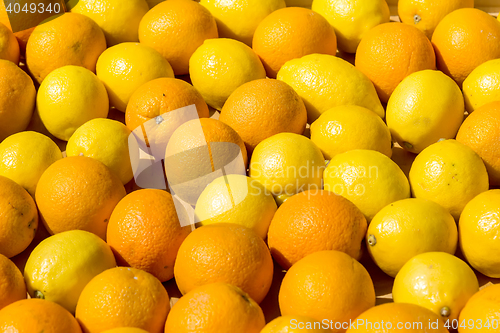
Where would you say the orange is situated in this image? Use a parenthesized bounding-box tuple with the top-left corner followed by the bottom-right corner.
(26, 12, 107, 83)
(252, 7, 337, 78)
(279, 250, 376, 331)
(139, 0, 218, 75)
(35, 156, 126, 240)
(107, 189, 192, 282)
(456, 101, 500, 187)
(102, 329, 149, 333)
(0, 254, 26, 310)
(0, 299, 82, 333)
(75, 267, 170, 333)
(459, 284, 500, 333)
(0, 22, 19, 64)
(174, 223, 274, 303)
(164, 282, 266, 333)
(219, 78, 307, 153)
(355, 22, 436, 103)
(0, 60, 36, 142)
(267, 189, 367, 270)
(0, 175, 38, 258)
(431, 8, 500, 87)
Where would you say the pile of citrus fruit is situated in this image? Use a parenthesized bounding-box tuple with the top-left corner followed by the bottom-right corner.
(1, 0, 500, 332)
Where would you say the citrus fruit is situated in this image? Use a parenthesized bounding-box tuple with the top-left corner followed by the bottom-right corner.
(68, 0, 149, 46)
(0, 254, 26, 310)
(189, 38, 266, 110)
(102, 329, 149, 333)
(0, 59, 36, 142)
(456, 101, 500, 186)
(24, 230, 117, 314)
(96, 42, 174, 112)
(459, 190, 500, 278)
(367, 198, 458, 277)
(75, 267, 170, 333)
(386, 70, 465, 154)
(164, 282, 266, 333)
(37, 65, 109, 141)
(219, 79, 307, 153)
(174, 223, 273, 303)
(463, 59, 500, 112)
(248, 133, 325, 205)
(35, 156, 126, 239)
(393, 252, 479, 321)
(310, 105, 392, 160)
(261, 315, 331, 332)
(199, 0, 285, 46)
(459, 284, 500, 333)
(107, 189, 192, 282)
(0, 299, 82, 333)
(268, 189, 367, 270)
(409, 139, 489, 220)
(311, 0, 390, 53)
(194, 174, 277, 239)
(323, 149, 411, 221)
(0, 175, 38, 258)
(390, 146, 417, 180)
(431, 8, 500, 87)
(26, 12, 107, 83)
(0, 131, 62, 197)
(0, 22, 19, 64)
(355, 22, 436, 104)
(138, 0, 218, 75)
(279, 250, 376, 328)
(277, 53, 384, 123)
(252, 7, 337, 78)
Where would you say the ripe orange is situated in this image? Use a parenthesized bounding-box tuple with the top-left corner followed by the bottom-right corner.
(139, 0, 218, 75)
(75, 267, 170, 333)
(432, 8, 500, 87)
(252, 7, 337, 78)
(0, 254, 26, 310)
(219, 79, 307, 153)
(174, 223, 274, 303)
(26, 12, 107, 83)
(459, 284, 500, 332)
(35, 156, 126, 240)
(0, 22, 19, 64)
(355, 22, 436, 103)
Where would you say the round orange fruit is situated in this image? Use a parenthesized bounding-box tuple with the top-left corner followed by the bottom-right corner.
(0, 254, 26, 310)
(459, 284, 500, 333)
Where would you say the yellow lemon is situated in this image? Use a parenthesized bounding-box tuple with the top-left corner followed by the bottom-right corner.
(194, 174, 277, 239)
(386, 70, 465, 154)
(393, 252, 479, 321)
(463, 58, 500, 112)
(24, 229, 117, 314)
(68, 0, 149, 46)
(66, 118, 133, 185)
(37, 65, 109, 141)
(261, 315, 331, 333)
(311, 0, 390, 53)
(0, 22, 19, 64)
(409, 139, 489, 220)
(367, 198, 458, 278)
(0, 131, 62, 197)
(459, 189, 500, 278)
(277, 53, 384, 123)
(96, 42, 174, 112)
(323, 149, 410, 221)
(249, 133, 325, 205)
(310, 105, 392, 160)
(189, 38, 266, 110)
(199, 0, 285, 46)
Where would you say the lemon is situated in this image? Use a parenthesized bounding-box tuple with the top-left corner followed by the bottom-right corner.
(37, 65, 109, 141)
(261, 315, 330, 333)
(386, 70, 465, 154)
(463, 59, 500, 112)
(194, 174, 277, 239)
(459, 189, 500, 278)
(24, 230, 117, 314)
(409, 139, 489, 220)
(249, 133, 325, 205)
(312, 0, 390, 53)
(0, 21, 19, 64)
(189, 38, 266, 110)
(367, 198, 458, 278)
(96, 42, 174, 112)
(277, 53, 384, 123)
(323, 149, 410, 221)
(393, 252, 479, 321)
(199, 0, 285, 46)
(310, 105, 392, 160)
(66, 118, 133, 185)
